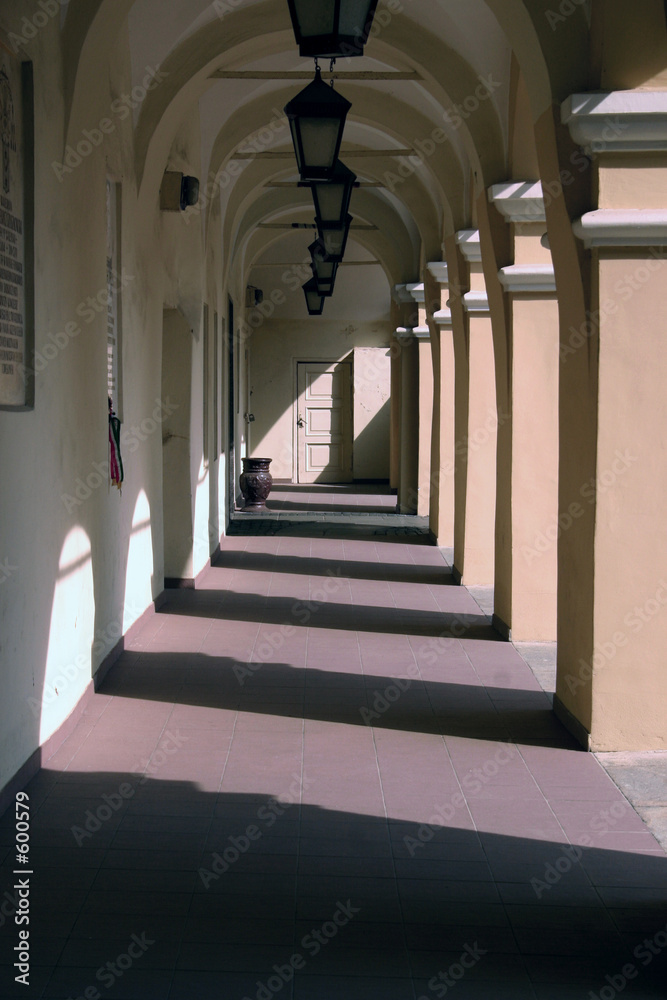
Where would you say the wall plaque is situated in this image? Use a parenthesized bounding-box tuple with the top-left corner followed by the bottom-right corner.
(0, 42, 33, 410)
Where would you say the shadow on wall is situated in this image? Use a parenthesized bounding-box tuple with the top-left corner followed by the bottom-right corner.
(353, 398, 390, 481)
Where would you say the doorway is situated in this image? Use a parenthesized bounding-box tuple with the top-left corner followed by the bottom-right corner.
(296, 361, 353, 484)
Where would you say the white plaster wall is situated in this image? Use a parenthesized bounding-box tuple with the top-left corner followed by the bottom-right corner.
(249, 321, 392, 481)
(246, 253, 392, 481)
(352, 347, 391, 480)
(0, 8, 223, 788)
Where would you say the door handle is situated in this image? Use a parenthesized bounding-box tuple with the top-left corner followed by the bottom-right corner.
(297, 415, 305, 428)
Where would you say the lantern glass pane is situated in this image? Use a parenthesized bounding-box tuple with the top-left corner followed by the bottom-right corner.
(313, 259, 336, 282)
(322, 227, 345, 257)
(304, 278, 325, 314)
(313, 182, 346, 223)
(299, 117, 341, 172)
(339, 0, 375, 36)
(292, 0, 334, 38)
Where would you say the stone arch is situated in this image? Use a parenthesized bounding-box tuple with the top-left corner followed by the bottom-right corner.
(238, 197, 410, 292)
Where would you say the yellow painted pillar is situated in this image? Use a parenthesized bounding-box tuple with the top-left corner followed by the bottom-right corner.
(486, 183, 560, 641)
(452, 230, 497, 586)
(407, 283, 434, 518)
(425, 262, 455, 548)
(397, 329, 419, 515)
(389, 332, 401, 492)
(553, 90, 667, 749)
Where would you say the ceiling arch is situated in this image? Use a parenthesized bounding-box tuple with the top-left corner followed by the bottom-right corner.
(231, 187, 417, 286)
(203, 83, 466, 256)
(59, 0, 592, 301)
(244, 225, 403, 292)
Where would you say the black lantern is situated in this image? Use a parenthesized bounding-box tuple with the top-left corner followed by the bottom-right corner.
(317, 213, 352, 261)
(311, 259, 338, 297)
(313, 270, 337, 296)
(309, 237, 339, 290)
(285, 69, 351, 181)
(310, 160, 357, 228)
(303, 278, 326, 315)
(287, 0, 380, 58)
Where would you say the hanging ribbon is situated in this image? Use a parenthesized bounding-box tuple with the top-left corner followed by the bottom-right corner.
(108, 397, 124, 492)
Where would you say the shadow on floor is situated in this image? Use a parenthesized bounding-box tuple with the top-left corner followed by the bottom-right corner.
(161, 591, 492, 640)
(1, 774, 666, 999)
(213, 550, 456, 586)
(265, 502, 397, 514)
(101, 653, 574, 747)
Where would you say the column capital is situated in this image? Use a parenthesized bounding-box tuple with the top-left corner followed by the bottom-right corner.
(394, 325, 429, 340)
(498, 264, 556, 294)
(406, 282, 425, 305)
(573, 209, 667, 247)
(432, 307, 453, 328)
(427, 262, 449, 285)
(462, 290, 490, 315)
(391, 284, 417, 304)
(455, 229, 482, 263)
(488, 182, 546, 223)
(562, 91, 667, 153)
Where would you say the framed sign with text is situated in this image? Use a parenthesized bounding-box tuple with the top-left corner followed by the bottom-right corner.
(0, 39, 34, 411)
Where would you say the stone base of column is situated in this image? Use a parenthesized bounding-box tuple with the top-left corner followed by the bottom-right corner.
(553, 694, 591, 751)
(492, 613, 511, 640)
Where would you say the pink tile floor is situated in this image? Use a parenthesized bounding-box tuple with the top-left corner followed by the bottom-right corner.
(1, 521, 666, 998)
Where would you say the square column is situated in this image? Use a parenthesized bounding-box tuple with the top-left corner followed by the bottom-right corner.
(487, 182, 560, 641)
(556, 91, 667, 749)
(407, 283, 434, 518)
(451, 231, 497, 586)
(425, 262, 455, 548)
(392, 285, 434, 517)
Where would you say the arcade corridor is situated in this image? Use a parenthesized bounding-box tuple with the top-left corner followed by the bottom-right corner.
(3, 1, 667, 995)
(1, 514, 665, 998)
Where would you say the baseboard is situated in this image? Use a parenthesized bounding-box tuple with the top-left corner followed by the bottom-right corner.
(194, 557, 215, 587)
(0, 680, 96, 818)
(553, 694, 591, 751)
(94, 591, 167, 691)
(167, 540, 224, 589)
(0, 589, 168, 817)
(0, 746, 43, 819)
(492, 613, 511, 640)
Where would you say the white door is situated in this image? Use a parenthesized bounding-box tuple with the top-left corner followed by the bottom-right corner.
(296, 362, 352, 484)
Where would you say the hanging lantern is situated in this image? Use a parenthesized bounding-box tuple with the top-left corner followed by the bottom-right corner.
(310, 160, 357, 228)
(303, 278, 326, 315)
(317, 213, 352, 262)
(309, 238, 339, 295)
(284, 69, 351, 181)
(287, 0, 380, 58)
(310, 250, 338, 297)
(313, 270, 337, 296)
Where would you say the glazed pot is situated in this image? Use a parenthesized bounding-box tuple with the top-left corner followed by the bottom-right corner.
(239, 457, 273, 512)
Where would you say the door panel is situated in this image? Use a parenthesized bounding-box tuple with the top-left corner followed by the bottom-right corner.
(297, 362, 352, 484)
